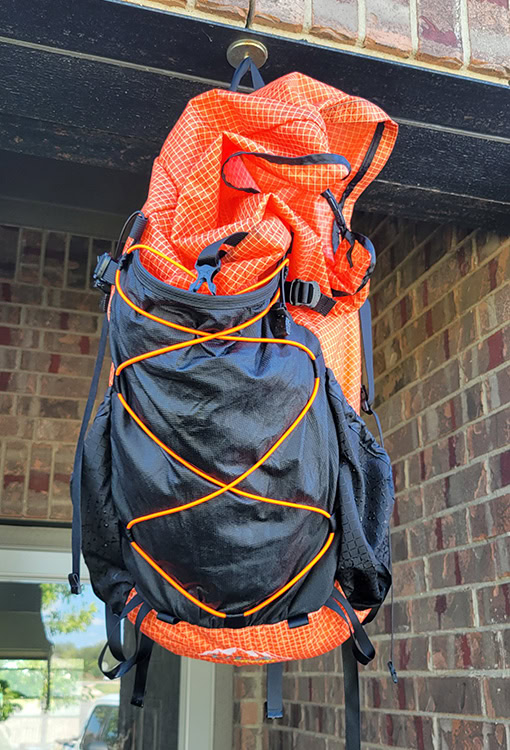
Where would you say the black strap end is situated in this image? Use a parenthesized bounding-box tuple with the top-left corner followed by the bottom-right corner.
(265, 702, 283, 720)
(388, 660, 399, 684)
(68, 572, 81, 595)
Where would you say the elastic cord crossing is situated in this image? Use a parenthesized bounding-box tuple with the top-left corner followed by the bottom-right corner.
(115, 244, 334, 620)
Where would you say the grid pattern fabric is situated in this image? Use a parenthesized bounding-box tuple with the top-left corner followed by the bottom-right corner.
(133, 72, 397, 407)
(127, 586, 370, 664)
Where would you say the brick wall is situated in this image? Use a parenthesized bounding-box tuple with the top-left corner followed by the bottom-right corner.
(0, 224, 111, 522)
(124, 0, 510, 79)
(233, 217, 510, 749)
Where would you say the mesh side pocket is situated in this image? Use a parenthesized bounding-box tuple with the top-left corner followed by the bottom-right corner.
(80, 387, 133, 614)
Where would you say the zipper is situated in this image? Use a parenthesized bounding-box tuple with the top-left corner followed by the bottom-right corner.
(339, 122, 385, 209)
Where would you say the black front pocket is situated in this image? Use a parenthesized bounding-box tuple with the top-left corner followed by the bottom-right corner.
(106, 259, 340, 627)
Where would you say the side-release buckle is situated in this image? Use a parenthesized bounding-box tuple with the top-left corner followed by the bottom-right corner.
(93, 253, 118, 295)
(286, 279, 321, 309)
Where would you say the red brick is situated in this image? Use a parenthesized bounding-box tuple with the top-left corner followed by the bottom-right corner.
(431, 631, 501, 670)
(477, 583, 510, 625)
(252, 0, 305, 31)
(417, 676, 481, 714)
(478, 283, 510, 335)
(196, 0, 250, 21)
(483, 678, 510, 720)
(438, 719, 507, 749)
(392, 558, 426, 596)
(0, 305, 21, 325)
(48, 501, 72, 521)
(466, 407, 510, 459)
(0, 348, 18, 370)
(412, 591, 474, 630)
(21, 351, 97, 377)
(43, 231, 66, 287)
(39, 375, 95, 399)
(240, 701, 260, 726)
(0, 415, 34, 439)
(469, 494, 510, 540)
(391, 527, 408, 562)
(311, 0, 358, 43)
(34, 418, 80, 442)
(417, 0, 463, 67)
(363, 675, 415, 710)
(0, 282, 43, 305)
(43, 331, 99, 356)
(475, 230, 509, 265)
(429, 543, 496, 589)
(462, 380, 484, 423)
(408, 508, 469, 557)
(393, 487, 424, 526)
(0, 225, 19, 278)
(420, 394, 462, 445)
(0, 372, 37, 394)
(490, 449, 510, 490)
(486, 365, 510, 411)
(22, 308, 98, 334)
(468, 0, 510, 77)
(19, 229, 42, 284)
(378, 355, 418, 401)
(46, 287, 99, 312)
(66, 235, 89, 289)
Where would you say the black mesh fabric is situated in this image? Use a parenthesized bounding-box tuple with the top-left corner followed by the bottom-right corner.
(326, 370, 394, 608)
(79, 254, 394, 626)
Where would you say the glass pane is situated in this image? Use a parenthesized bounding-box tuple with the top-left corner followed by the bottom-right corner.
(0, 578, 181, 750)
(0, 581, 120, 750)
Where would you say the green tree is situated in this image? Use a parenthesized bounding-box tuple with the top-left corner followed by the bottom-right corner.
(0, 678, 22, 722)
(40, 583, 97, 636)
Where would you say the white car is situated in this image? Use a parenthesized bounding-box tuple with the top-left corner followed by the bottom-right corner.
(55, 694, 120, 750)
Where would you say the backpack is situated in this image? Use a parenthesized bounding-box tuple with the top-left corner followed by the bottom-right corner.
(69, 60, 398, 748)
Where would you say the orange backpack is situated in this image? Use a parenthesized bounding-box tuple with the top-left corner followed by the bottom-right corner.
(70, 60, 398, 747)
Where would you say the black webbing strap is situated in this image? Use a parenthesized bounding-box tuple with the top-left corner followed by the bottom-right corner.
(342, 640, 361, 750)
(358, 305, 399, 685)
(68, 315, 109, 594)
(359, 298, 384, 446)
(359, 299, 374, 407)
(100, 594, 155, 707)
(230, 56, 265, 92)
(325, 594, 375, 666)
(221, 152, 351, 194)
(266, 662, 284, 719)
(131, 637, 154, 708)
(99, 596, 152, 680)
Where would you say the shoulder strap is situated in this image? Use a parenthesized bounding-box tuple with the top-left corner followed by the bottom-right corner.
(68, 314, 109, 594)
(69, 211, 147, 595)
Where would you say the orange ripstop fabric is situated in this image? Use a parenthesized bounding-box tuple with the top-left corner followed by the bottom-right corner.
(126, 586, 370, 664)
(134, 72, 397, 410)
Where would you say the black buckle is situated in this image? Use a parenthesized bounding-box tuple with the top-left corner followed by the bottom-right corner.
(93, 253, 118, 295)
(287, 279, 321, 309)
(360, 384, 373, 415)
(188, 262, 220, 295)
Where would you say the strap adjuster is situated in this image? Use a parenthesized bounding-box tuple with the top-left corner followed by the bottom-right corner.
(93, 253, 118, 294)
(360, 384, 373, 415)
(286, 279, 321, 308)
